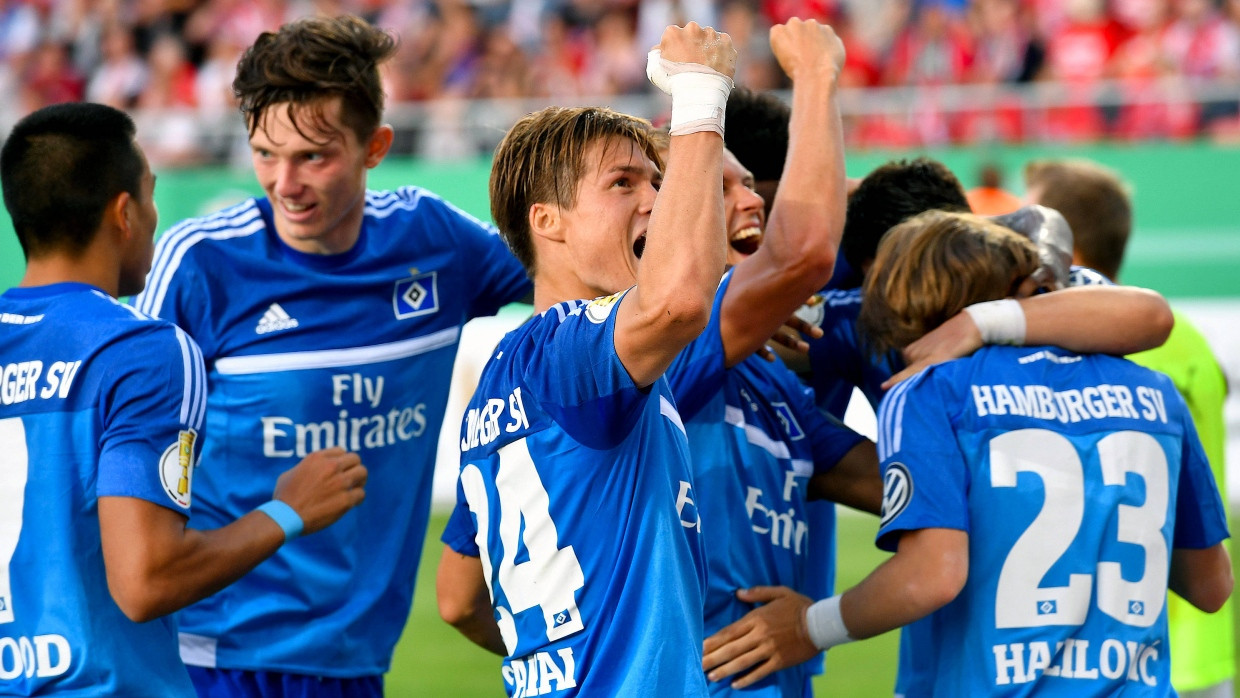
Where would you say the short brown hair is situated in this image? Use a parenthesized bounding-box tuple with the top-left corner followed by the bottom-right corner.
(1024, 159, 1131, 281)
(489, 106, 661, 275)
(860, 210, 1041, 353)
(233, 15, 396, 143)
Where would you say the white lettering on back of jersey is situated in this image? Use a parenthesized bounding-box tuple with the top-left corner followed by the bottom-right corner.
(0, 313, 43, 325)
(971, 384, 1163, 425)
(461, 388, 529, 451)
(503, 648, 578, 697)
(0, 634, 71, 680)
(992, 637, 1158, 687)
(1, 360, 82, 405)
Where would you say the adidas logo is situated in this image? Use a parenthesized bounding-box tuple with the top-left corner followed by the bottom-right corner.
(255, 303, 300, 334)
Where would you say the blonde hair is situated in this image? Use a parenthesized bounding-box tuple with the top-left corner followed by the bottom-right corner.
(489, 106, 661, 275)
(860, 210, 1041, 353)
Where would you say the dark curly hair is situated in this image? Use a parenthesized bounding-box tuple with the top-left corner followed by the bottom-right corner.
(839, 157, 970, 288)
(723, 87, 790, 184)
(233, 14, 397, 143)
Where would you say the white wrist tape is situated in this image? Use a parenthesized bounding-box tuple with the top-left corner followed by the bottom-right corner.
(806, 596, 854, 650)
(646, 49, 733, 137)
(963, 298, 1026, 346)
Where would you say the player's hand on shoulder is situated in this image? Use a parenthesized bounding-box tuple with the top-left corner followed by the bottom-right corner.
(883, 310, 984, 390)
(770, 18, 846, 82)
(702, 585, 818, 689)
(657, 22, 736, 79)
(273, 447, 367, 535)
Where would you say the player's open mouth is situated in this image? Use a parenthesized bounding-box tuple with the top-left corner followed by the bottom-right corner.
(281, 200, 314, 214)
(633, 234, 646, 259)
(730, 227, 762, 256)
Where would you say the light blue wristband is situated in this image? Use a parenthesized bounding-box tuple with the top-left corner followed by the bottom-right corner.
(256, 500, 304, 542)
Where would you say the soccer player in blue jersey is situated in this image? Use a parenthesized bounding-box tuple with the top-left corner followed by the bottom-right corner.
(704, 210, 1232, 696)
(434, 22, 741, 696)
(131, 15, 532, 698)
(1025, 157, 1236, 698)
(0, 103, 365, 696)
(660, 22, 886, 697)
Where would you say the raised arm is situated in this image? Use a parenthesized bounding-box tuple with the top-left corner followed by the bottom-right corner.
(719, 19, 846, 367)
(99, 447, 365, 622)
(887, 285, 1174, 388)
(615, 23, 735, 386)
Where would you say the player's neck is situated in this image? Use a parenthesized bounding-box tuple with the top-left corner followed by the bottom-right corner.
(20, 238, 122, 297)
(531, 271, 607, 314)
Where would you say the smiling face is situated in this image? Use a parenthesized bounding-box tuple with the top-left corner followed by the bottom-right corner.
(545, 136, 660, 301)
(249, 97, 391, 255)
(722, 149, 766, 267)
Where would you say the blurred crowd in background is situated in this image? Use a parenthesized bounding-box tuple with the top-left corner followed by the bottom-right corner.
(3, 0, 1239, 166)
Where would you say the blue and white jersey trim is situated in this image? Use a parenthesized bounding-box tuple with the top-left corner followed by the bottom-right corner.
(723, 404, 813, 476)
(878, 377, 916, 461)
(213, 326, 460, 374)
(660, 396, 686, 436)
(108, 291, 207, 430)
(175, 326, 208, 429)
(365, 187, 429, 219)
(137, 200, 264, 317)
(547, 300, 586, 323)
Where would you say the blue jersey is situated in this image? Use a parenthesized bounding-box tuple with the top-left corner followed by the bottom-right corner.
(133, 188, 531, 676)
(446, 293, 708, 697)
(672, 280, 865, 697)
(797, 288, 901, 418)
(0, 283, 207, 696)
(876, 345, 1228, 697)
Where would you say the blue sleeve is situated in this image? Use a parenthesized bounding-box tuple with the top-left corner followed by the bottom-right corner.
(97, 322, 208, 514)
(664, 275, 728, 422)
(1172, 402, 1229, 549)
(442, 483, 481, 556)
(785, 375, 865, 475)
(521, 294, 649, 451)
(425, 191, 532, 318)
(874, 371, 969, 552)
(805, 294, 903, 415)
(130, 210, 225, 358)
(804, 304, 859, 419)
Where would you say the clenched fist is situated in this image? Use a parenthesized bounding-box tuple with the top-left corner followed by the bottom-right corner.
(272, 447, 367, 535)
(770, 18, 845, 83)
(656, 22, 736, 79)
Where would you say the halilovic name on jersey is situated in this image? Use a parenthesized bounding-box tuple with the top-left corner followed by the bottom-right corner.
(452, 293, 708, 698)
(876, 345, 1227, 697)
(132, 188, 532, 676)
(669, 273, 865, 697)
(0, 283, 206, 697)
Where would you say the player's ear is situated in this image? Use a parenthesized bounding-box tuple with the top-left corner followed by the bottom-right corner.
(529, 202, 565, 243)
(364, 125, 394, 168)
(107, 191, 135, 242)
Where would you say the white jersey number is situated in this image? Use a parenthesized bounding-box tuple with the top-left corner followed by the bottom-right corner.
(991, 429, 1168, 629)
(460, 439, 585, 655)
(0, 417, 30, 624)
